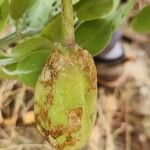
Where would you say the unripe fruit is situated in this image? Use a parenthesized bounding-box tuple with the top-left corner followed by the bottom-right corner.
(34, 45, 97, 150)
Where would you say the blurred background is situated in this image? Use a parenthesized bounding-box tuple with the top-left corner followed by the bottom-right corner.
(0, 1, 150, 150)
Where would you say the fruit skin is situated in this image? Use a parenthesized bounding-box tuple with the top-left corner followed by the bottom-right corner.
(34, 45, 97, 150)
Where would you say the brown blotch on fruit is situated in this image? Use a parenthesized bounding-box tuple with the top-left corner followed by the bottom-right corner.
(36, 107, 48, 124)
(75, 48, 97, 90)
(35, 113, 40, 124)
(65, 135, 76, 145)
(67, 108, 82, 133)
(57, 135, 76, 150)
(56, 144, 65, 150)
(50, 126, 64, 139)
(41, 49, 70, 87)
(47, 93, 53, 105)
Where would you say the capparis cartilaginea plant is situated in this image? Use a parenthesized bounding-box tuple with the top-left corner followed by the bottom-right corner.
(0, 0, 150, 149)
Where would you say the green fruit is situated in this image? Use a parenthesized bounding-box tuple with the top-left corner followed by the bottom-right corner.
(34, 45, 97, 150)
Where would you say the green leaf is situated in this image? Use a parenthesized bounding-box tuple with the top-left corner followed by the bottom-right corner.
(10, 0, 31, 20)
(24, 0, 78, 30)
(17, 50, 50, 87)
(75, 19, 113, 56)
(74, 0, 119, 21)
(25, 0, 78, 29)
(0, 0, 9, 31)
(110, 0, 135, 28)
(131, 4, 150, 33)
(0, 0, 5, 6)
(73, 0, 80, 4)
(0, 50, 9, 59)
(75, 0, 136, 56)
(0, 64, 17, 79)
(9, 37, 54, 58)
(0, 37, 53, 67)
(41, 15, 61, 42)
(41, 0, 135, 57)
(24, 0, 59, 29)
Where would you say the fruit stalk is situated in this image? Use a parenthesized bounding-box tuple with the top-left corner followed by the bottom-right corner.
(61, 0, 75, 49)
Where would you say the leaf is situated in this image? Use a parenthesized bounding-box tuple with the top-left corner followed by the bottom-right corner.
(17, 50, 50, 87)
(24, 0, 78, 30)
(41, 15, 61, 42)
(74, 0, 119, 21)
(0, 0, 9, 31)
(0, 57, 17, 66)
(0, 50, 9, 59)
(24, 0, 59, 29)
(0, 0, 5, 5)
(25, 0, 78, 29)
(110, 0, 136, 28)
(9, 37, 54, 58)
(0, 64, 17, 79)
(0, 37, 53, 67)
(75, 19, 113, 56)
(131, 4, 150, 33)
(75, 0, 136, 56)
(10, 0, 31, 20)
(38, 0, 135, 57)
(73, 0, 80, 4)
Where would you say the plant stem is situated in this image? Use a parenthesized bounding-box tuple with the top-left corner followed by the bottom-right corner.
(61, 0, 75, 49)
